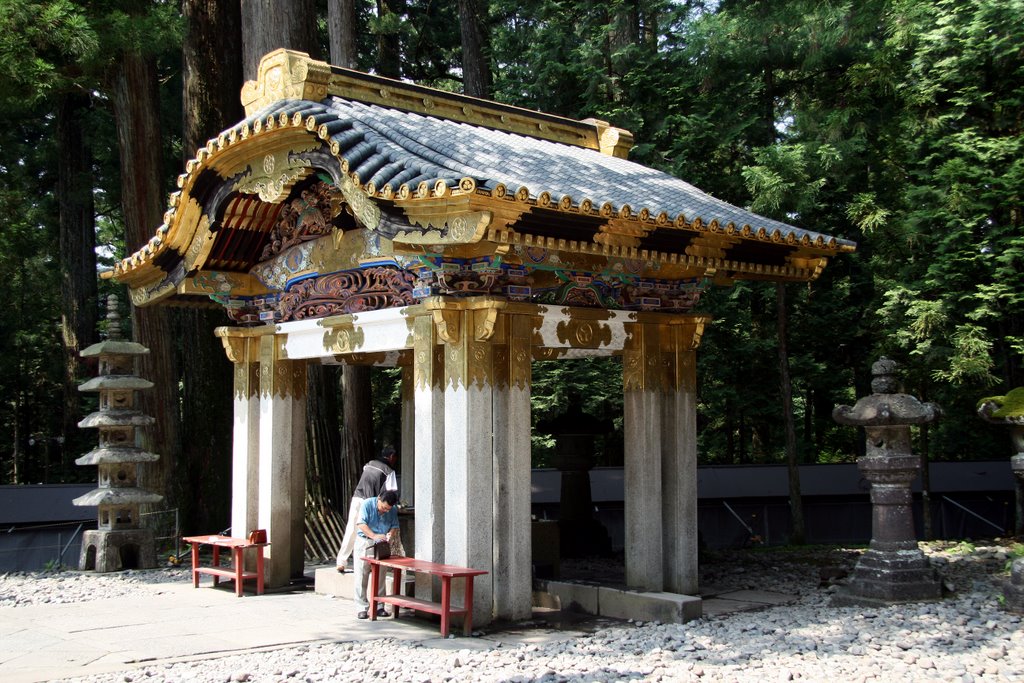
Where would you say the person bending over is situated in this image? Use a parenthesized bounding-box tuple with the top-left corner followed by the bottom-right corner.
(353, 489, 400, 619)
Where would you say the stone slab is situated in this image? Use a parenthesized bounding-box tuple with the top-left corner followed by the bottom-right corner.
(314, 566, 355, 598)
(597, 586, 702, 624)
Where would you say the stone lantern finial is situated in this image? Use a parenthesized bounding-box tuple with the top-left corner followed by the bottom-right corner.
(832, 357, 943, 606)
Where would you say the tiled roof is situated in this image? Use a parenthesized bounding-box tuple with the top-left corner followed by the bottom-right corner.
(261, 96, 854, 250)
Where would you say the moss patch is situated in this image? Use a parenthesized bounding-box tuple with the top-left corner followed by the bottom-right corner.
(977, 386, 1024, 418)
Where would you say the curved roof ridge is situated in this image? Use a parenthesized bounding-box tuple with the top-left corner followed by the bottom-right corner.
(327, 98, 483, 185)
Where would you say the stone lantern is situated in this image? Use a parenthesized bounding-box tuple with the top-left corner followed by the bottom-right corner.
(73, 295, 162, 571)
(976, 387, 1024, 613)
(832, 357, 943, 606)
(539, 402, 612, 558)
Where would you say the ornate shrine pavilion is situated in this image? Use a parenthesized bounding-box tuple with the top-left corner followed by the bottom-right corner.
(110, 49, 855, 624)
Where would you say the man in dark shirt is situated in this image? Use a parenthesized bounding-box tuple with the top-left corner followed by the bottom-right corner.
(336, 445, 398, 571)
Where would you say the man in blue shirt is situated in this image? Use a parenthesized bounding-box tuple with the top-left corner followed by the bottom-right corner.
(354, 490, 400, 619)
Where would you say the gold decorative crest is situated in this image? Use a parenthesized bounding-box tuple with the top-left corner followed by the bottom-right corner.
(235, 146, 319, 202)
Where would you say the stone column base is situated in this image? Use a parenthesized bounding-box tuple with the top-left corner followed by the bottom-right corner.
(832, 543, 942, 607)
(1004, 558, 1024, 614)
(79, 529, 157, 572)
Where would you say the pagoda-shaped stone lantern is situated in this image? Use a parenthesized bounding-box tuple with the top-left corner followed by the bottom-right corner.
(976, 387, 1024, 613)
(73, 295, 162, 571)
(832, 357, 943, 606)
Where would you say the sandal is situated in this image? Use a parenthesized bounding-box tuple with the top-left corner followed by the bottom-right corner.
(357, 610, 369, 619)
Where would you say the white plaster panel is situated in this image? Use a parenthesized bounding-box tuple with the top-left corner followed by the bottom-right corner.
(277, 308, 414, 359)
(533, 309, 633, 351)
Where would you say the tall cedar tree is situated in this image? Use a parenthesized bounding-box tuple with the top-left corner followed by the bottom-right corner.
(178, 0, 243, 534)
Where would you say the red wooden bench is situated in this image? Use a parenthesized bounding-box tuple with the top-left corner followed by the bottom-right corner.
(365, 556, 488, 637)
(182, 534, 268, 597)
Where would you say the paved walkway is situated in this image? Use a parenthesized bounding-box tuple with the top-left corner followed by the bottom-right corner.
(0, 570, 796, 683)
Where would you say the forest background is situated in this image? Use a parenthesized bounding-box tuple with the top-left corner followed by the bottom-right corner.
(0, 0, 1021, 541)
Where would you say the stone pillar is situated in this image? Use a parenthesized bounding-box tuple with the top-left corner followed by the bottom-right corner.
(1010, 455, 1024, 614)
(413, 314, 445, 600)
(623, 320, 664, 591)
(440, 305, 494, 627)
(492, 311, 533, 621)
(257, 334, 307, 586)
(832, 357, 942, 606)
(217, 330, 265, 539)
(662, 323, 699, 595)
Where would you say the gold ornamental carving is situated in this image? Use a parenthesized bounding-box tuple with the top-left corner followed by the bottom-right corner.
(622, 322, 664, 393)
(182, 215, 214, 272)
(233, 363, 260, 400)
(507, 314, 533, 391)
(235, 145, 318, 202)
(492, 346, 510, 389)
(323, 324, 366, 355)
(467, 342, 491, 389)
(259, 358, 307, 400)
(555, 317, 613, 349)
(340, 174, 381, 230)
(473, 307, 501, 341)
(393, 209, 492, 245)
(594, 219, 652, 249)
(412, 316, 444, 390)
(432, 308, 461, 344)
(241, 50, 332, 116)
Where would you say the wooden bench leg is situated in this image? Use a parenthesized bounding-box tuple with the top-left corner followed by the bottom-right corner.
(391, 568, 402, 618)
(190, 542, 200, 588)
(212, 546, 221, 588)
(440, 576, 452, 637)
(463, 576, 475, 636)
(369, 563, 380, 622)
(256, 545, 265, 595)
(233, 547, 244, 597)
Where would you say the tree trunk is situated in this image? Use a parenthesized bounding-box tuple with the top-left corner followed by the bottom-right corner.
(777, 283, 805, 544)
(111, 51, 181, 505)
(241, 0, 320, 81)
(328, 0, 359, 68)
(458, 0, 492, 98)
(307, 365, 344, 506)
(341, 364, 374, 501)
(57, 90, 97, 479)
(183, 0, 243, 157)
(178, 0, 244, 535)
(375, 0, 402, 79)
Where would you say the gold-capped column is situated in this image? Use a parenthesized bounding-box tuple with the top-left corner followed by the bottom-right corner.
(622, 319, 665, 590)
(257, 333, 307, 587)
(439, 299, 496, 627)
(661, 317, 707, 595)
(492, 309, 534, 621)
(74, 295, 163, 572)
(216, 327, 271, 545)
(412, 312, 446, 602)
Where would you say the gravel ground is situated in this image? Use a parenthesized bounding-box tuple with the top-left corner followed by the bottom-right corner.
(2, 541, 1021, 683)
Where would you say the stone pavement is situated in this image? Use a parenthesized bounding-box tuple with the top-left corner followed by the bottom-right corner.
(0, 567, 796, 683)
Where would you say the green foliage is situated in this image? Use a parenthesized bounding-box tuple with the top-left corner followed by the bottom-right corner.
(530, 358, 623, 468)
(2, 0, 1023, 485)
